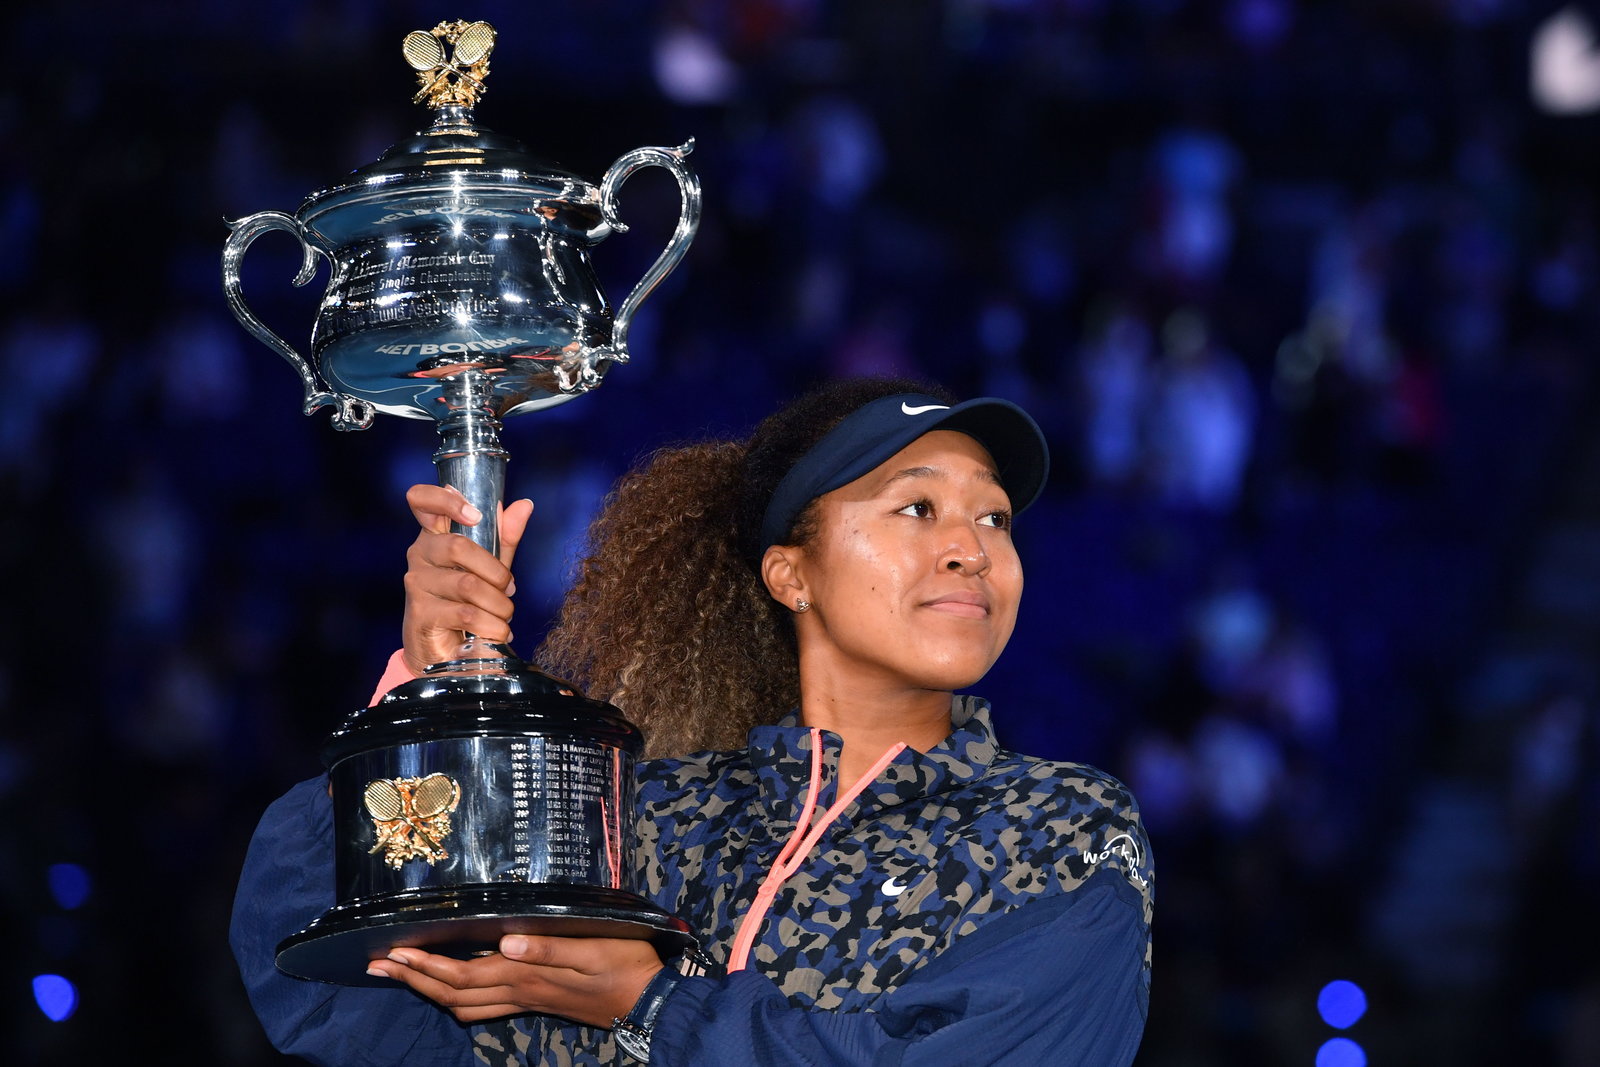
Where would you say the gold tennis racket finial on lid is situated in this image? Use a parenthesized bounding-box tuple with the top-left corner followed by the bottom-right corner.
(405, 20, 497, 109)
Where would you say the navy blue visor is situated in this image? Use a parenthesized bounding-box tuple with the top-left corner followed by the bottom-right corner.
(759, 392, 1050, 550)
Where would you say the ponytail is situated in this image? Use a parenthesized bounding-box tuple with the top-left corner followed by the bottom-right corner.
(535, 440, 798, 757)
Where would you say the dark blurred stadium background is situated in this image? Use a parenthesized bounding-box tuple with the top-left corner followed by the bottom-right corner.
(5, 1, 1600, 1063)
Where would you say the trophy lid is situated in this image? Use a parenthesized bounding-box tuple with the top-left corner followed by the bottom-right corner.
(296, 20, 607, 245)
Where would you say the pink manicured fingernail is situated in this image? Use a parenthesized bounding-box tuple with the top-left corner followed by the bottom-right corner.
(387, 950, 412, 965)
(501, 935, 529, 956)
(507, 578, 516, 597)
(462, 503, 483, 524)
(367, 966, 389, 978)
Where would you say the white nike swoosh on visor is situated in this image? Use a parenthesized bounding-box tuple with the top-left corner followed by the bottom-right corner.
(901, 403, 950, 416)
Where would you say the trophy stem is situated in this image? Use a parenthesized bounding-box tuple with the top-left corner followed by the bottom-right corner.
(433, 370, 508, 559)
(429, 369, 516, 668)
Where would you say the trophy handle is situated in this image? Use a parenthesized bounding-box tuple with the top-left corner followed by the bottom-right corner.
(222, 210, 375, 431)
(598, 139, 703, 370)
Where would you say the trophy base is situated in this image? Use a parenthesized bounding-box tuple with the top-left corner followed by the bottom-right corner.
(275, 883, 695, 985)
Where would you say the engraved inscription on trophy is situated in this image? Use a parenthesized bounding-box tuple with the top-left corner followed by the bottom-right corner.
(507, 740, 533, 881)
(327, 246, 503, 332)
(337, 247, 500, 306)
(505, 736, 623, 885)
(318, 233, 589, 365)
(543, 738, 597, 882)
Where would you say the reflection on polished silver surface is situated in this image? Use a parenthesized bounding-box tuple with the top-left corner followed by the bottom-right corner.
(222, 20, 701, 432)
(222, 19, 700, 984)
(274, 665, 696, 983)
(334, 735, 629, 897)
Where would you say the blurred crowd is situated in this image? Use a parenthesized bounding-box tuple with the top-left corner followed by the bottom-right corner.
(5, 0, 1600, 1063)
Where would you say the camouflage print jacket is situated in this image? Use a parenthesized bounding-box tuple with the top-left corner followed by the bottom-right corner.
(232, 696, 1152, 1067)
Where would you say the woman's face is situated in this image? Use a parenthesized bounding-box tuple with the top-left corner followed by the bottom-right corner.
(784, 429, 1023, 695)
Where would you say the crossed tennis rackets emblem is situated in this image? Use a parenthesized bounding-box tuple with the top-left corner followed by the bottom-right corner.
(404, 20, 497, 109)
(364, 772, 463, 869)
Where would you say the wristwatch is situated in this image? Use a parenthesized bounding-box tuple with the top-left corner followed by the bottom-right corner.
(612, 965, 683, 1064)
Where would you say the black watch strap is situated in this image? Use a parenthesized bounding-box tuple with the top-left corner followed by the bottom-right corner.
(612, 965, 684, 1064)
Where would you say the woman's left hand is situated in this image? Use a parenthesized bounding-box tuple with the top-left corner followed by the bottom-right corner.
(366, 934, 665, 1027)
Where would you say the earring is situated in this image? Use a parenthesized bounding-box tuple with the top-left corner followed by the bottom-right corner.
(794, 599, 811, 613)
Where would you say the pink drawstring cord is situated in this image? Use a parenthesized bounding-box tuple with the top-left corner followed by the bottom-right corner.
(726, 729, 907, 972)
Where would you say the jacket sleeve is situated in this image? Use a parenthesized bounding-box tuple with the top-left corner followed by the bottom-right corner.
(649, 874, 1148, 1067)
(229, 776, 480, 1067)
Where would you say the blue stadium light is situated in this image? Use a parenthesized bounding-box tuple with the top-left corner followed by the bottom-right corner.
(1317, 980, 1368, 1029)
(1316, 1037, 1367, 1067)
(48, 863, 91, 910)
(32, 974, 78, 1022)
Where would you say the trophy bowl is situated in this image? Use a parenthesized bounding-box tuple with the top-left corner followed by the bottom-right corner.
(222, 19, 701, 984)
(223, 22, 699, 431)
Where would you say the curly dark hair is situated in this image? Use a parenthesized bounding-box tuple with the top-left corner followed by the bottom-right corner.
(535, 375, 955, 758)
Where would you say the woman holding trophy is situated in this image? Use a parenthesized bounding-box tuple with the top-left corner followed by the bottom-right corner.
(232, 376, 1153, 1065)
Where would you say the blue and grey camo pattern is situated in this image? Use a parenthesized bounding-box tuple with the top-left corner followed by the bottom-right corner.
(471, 696, 1153, 1065)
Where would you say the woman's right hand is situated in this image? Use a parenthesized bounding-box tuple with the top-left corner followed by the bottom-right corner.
(401, 485, 535, 675)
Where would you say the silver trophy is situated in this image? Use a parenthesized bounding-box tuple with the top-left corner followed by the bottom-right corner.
(222, 19, 700, 984)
